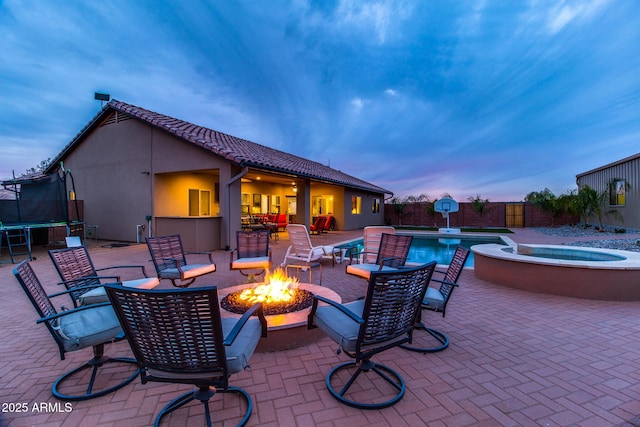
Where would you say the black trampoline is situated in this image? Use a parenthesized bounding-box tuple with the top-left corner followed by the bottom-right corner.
(0, 168, 83, 263)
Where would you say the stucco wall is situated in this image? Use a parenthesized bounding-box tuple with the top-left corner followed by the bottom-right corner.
(342, 188, 386, 230)
(62, 117, 231, 246)
(62, 118, 154, 242)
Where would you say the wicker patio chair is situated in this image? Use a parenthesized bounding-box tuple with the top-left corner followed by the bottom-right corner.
(401, 246, 470, 353)
(229, 229, 272, 280)
(354, 226, 395, 264)
(308, 262, 436, 409)
(145, 234, 216, 288)
(104, 284, 267, 427)
(13, 260, 139, 401)
(49, 245, 159, 307)
(346, 232, 413, 280)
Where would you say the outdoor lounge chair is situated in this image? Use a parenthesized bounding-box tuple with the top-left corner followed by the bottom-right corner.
(104, 284, 267, 427)
(354, 226, 395, 264)
(281, 224, 333, 267)
(323, 215, 335, 231)
(308, 262, 436, 409)
(145, 234, 216, 288)
(309, 215, 326, 234)
(401, 246, 470, 353)
(229, 229, 272, 280)
(13, 260, 139, 401)
(49, 245, 159, 307)
(346, 232, 413, 280)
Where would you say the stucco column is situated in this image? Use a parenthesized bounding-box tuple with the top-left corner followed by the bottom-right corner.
(295, 178, 311, 229)
(222, 165, 246, 250)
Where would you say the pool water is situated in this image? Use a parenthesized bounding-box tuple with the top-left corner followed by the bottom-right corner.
(347, 235, 507, 267)
(505, 246, 626, 262)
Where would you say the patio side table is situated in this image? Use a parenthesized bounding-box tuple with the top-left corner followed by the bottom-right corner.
(333, 242, 360, 264)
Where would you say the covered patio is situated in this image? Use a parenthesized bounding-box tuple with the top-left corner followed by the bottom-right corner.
(2, 228, 640, 426)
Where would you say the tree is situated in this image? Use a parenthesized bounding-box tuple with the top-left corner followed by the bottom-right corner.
(406, 194, 430, 204)
(25, 158, 51, 175)
(525, 188, 565, 226)
(391, 197, 408, 226)
(556, 190, 579, 226)
(468, 194, 490, 227)
(576, 186, 598, 227)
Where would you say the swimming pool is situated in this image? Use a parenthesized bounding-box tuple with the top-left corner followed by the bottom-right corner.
(343, 234, 510, 267)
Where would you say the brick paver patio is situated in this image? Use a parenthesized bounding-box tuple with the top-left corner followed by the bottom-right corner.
(2, 228, 640, 426)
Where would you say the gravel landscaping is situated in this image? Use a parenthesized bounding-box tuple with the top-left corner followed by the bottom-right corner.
(532, 225, 640, 252)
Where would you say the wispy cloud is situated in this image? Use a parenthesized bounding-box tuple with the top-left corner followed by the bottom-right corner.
(0, 0, 639, 201)
(546, 0, 611, 33)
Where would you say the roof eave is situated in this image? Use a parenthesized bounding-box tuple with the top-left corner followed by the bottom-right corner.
(240, 161, 392, 195)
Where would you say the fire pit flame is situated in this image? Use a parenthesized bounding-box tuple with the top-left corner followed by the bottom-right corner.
(238, 267, 300, 304)
(220, 267, 314, 316)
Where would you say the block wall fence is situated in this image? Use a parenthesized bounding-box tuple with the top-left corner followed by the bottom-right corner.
(383, 201, 578, 229)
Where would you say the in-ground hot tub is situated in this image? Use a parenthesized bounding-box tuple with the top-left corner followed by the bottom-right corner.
(472, 243, 640, 301)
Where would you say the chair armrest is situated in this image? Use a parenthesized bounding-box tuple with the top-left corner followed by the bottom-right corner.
(185, 251, 215, 264)
(308, 295, 364, 329)
(36, 301, 113, 324)
(48, 282, 117, 299)
(96, 264, 150, 278)
(229, 249, 238, 268)
(224, 303, 267, 346)
(429, 278, 459, 287)
(379, 256, 407, 268)
(57, 275, 121, 287)
(348, 250, 377, 265)
(157, 257, 186, 275)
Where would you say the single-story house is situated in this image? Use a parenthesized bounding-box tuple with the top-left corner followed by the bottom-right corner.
(46, 100, 391, 250)
(576, 152, 640, 229)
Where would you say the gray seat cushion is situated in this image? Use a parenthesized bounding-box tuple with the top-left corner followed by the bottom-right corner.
(312, 300, 365, 353)
(57, 305, 123, 352)
(423, 287, 445, 311)
(313, 299, 410, 353)
(221, 316, 263, 374)
(159, 263, 216, 280)
(78, 278, 160, 305)
(231, 256, 270, 270)
(346, 263, 397, 280)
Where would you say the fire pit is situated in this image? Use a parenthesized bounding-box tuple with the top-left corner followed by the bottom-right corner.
(221, 268, 314, 315)
(218, 268, 341, 351)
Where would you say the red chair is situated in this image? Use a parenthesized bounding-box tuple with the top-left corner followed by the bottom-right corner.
(309, 216, 326, 234)
(323, 215, 335, 231)
(275, 213, 287, 230)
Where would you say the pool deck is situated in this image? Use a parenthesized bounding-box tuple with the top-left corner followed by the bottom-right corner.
(2, 227, 640, 426)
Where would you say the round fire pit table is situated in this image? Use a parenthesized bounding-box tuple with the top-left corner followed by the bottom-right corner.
(218, 283, 341, 352)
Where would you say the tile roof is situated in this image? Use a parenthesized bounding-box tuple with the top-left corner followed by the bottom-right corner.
(51, 100, 391, 195)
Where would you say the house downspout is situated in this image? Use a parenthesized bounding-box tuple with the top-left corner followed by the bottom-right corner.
(225, 166, 249, 250)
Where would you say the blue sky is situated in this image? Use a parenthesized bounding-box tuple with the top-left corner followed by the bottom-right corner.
(1, 0, 639, 201)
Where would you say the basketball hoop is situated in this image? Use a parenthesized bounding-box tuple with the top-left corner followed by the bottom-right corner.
(434, 197, 460, 234)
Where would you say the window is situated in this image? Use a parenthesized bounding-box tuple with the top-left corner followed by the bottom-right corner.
(188, 189, 211, 216)
(241, 193, 250, 214)
(610, 180, 626, 206)
(351, 196, 361, 215)
(271, 195, 281, 213)
(372, 198, 380, 213)
(312, 195, 334, 216)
